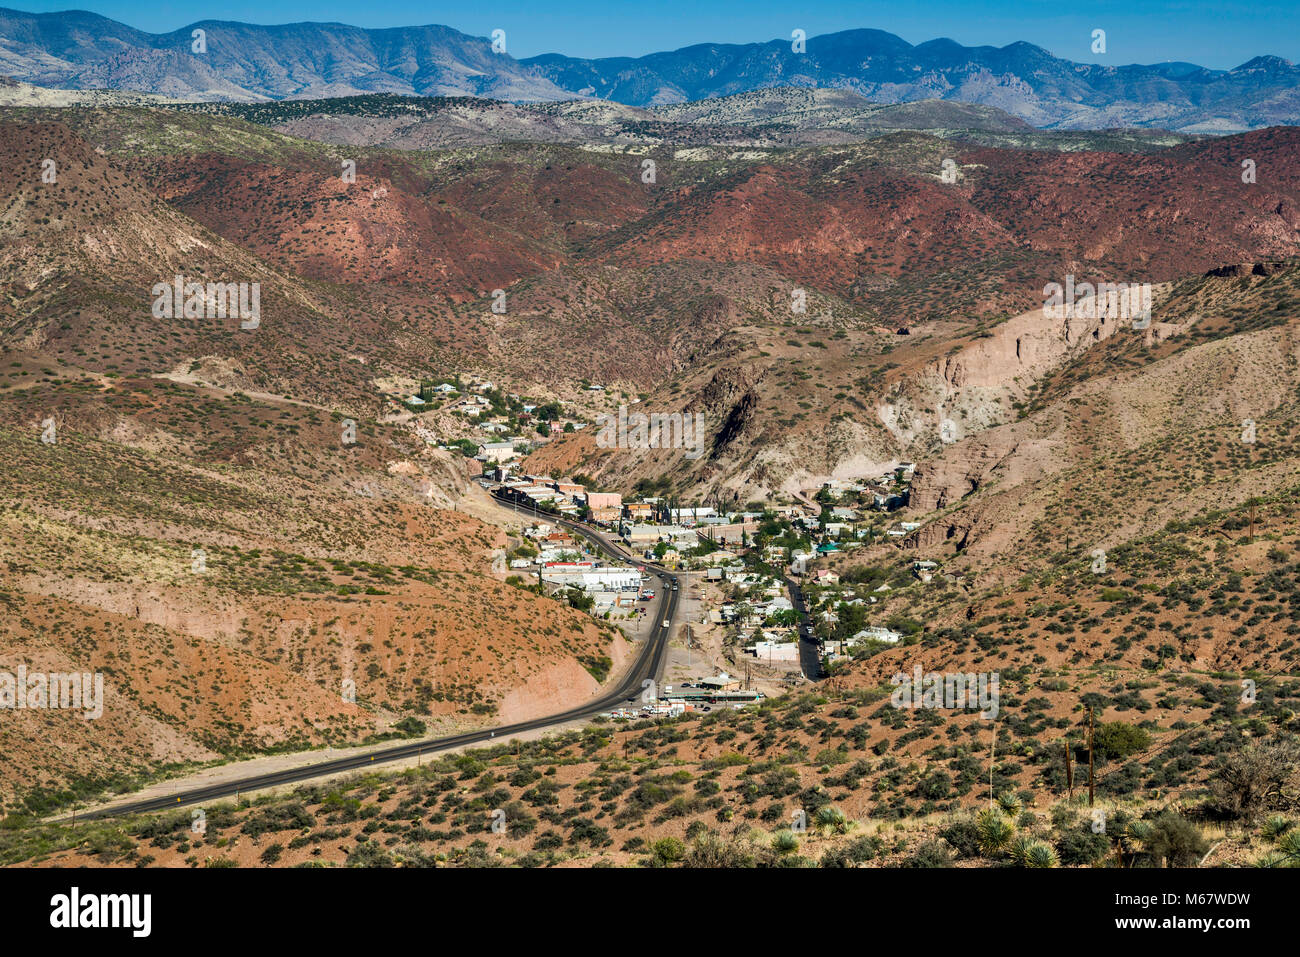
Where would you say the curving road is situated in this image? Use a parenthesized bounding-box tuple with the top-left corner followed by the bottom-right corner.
(77, 493, 679, 820)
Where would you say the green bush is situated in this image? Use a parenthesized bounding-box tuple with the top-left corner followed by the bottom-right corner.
(1092, 722, 1152, 762)
(1055, 825, 1110, 866)
(1144, 812, 1209, 867)
(648, 836, 686, 867)
(939, 818, 982, 858)
(901, 839, 952, 868)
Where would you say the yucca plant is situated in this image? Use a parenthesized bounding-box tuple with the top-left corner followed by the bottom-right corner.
(996, 792, 1023, 817)
(816, 805, 849, 834)
(1273, 830, 1300, 867)
(977, 807, 1015, 857)
(1008, 832, 1037, 866)
(1112, 818, 1154, 866)
(1024, 841, 1059, 868)
(772, 829, 800, 854)
(1263, 815, 1294, 841)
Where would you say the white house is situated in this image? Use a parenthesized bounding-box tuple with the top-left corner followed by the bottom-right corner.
(746, 640, 800, 662)
(480, 441, 517, 463)
(850, 626, 903, 644)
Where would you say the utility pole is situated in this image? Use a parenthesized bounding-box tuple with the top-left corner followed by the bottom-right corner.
(1087, 708, 1096, 808)
(988, 720, 997, 809)
(1065, 739, 1074, 801)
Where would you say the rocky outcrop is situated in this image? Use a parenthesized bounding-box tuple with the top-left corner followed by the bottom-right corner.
(697, 365, 762, 456)
(907, 439, 1018, 512)
(1204, 260, 1288, 278)
(903, 517, 978, 551)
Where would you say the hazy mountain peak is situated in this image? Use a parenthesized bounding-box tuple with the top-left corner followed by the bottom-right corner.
(0, 9, 1296, 129)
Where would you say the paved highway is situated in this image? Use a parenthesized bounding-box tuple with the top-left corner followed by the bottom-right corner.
(77, 493, 679, 819)
(783, 572, 823, 680)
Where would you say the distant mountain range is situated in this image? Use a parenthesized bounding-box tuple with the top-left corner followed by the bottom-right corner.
(2, 8, 1299, 130)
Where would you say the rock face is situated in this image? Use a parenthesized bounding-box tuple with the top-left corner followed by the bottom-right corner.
(928, 299, 1132, 394)
(1204, 261, 1289, 278)
(878, 298, 1134, 481)
(908, 440, 1018, 513)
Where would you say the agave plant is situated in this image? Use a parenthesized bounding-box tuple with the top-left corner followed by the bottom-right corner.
(996, 792, 1023, 817)
(977, 807, 1015, 857)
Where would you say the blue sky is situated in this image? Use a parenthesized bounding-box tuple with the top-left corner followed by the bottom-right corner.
(11, 1, 1298, 68)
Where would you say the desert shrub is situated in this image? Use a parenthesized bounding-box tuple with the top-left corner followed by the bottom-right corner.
(647, 836, 686, 867)
(1210, 739, 1300, 820)
(1143, 812, 1209, 867)
(1055, 825, 1111, 866)
(939, 818, 982, 858)
(259, 843, 284, 865)
(241, 801, 314, 837)
(1092, 722, 1152, 762)
(901, 839, 952, 868)
(820, 834, 884, 868)
(345, 841, 393, 867)
(916, 770, 952, 800)
(684, 832, 762, 868)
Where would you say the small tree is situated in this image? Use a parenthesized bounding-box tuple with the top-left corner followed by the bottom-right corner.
(1091, 721, 1152, 762)
(647, 836, 686, 867)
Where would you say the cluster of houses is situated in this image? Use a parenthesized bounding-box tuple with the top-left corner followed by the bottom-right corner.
(401, 374, 593, 466)
(600, 673, 762, 719)
(495, 473, 585, 515)
(482, 458, 939, 671)
(822, 463, 916, 509)
(503, 517, 649, 615)
(488, 468, 795, 572)
(804, 464, 919, 543)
